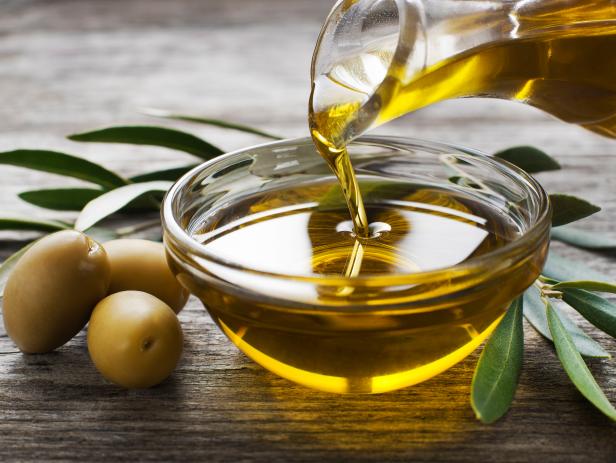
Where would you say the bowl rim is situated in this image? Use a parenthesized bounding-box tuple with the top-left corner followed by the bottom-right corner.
(162, 135, 551, 286)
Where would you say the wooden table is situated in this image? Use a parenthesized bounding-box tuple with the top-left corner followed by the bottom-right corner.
(1, 1, 615, 461)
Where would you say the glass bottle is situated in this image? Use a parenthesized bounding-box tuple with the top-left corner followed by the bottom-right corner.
(310, 0, 616, 147)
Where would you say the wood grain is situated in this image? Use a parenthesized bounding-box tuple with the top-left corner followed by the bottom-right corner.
(1, 1, 616, 461)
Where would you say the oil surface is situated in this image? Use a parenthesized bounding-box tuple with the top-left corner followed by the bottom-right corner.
(186, 181, 535, 393)
(194, 182, 519, 278)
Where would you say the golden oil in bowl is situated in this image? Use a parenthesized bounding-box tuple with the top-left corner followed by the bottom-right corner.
(163, 137, 551, 393)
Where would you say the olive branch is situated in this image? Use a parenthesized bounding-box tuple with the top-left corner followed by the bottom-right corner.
(0, 110, 615, 423)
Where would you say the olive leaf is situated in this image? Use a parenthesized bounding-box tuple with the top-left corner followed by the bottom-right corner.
(494, 146, 561, 173)
(0, 149, 127, 189)
(471, 298, 524, 424)
(546, 301, 616, 421)
(74, 181, 173, 231)
(543, 252, 610, 282)
(551, 226, 616, 251)
(523, 286, 609, 358)
(142, 108, 283, 140)
(0, 216, 70, 232)
(561, 289, 616, 338)
(0, 241, 37, 297)
(18, 188, 104, 211)
(550, 194, 601, 227)
(130, 165, 198, 182)
(68, 126, 224, 160)
(553, 281, 616, 294)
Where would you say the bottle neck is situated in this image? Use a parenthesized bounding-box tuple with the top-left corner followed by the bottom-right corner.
(310, 0, 415, 145)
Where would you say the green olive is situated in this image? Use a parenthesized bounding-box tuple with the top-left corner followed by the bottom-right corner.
(3, 230, 110, 353)
(103, 239, 188, 313)
(87, 290, 183, 388)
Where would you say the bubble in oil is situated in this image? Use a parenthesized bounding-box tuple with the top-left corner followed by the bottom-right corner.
(335, 220, 392, 238)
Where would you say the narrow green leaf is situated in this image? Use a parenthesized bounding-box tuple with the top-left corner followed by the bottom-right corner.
(18, 188, 104, 211)
(0, 241, 37, 296)
(471, 298, 524, 424)
(142, 108, 283, 140)
(546, 301, 616, 421)
(0, 150, 127, 189)
(543, 253, 610, 282)
(494, 146, 561, 173)
(523, 286, 610, 358)
(561, 289, 616, 338)
(130, 165, 198, 182)
(68, 126, 224, 160)
(550, 194, 601, 227)
(551, 226, 616, 250)
(553, 281, 616, 294)
(0, 216, 70, 232)
(75, 181, 172, 231)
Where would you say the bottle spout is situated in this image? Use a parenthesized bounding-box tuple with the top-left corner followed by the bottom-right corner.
(310, 0, 520, 146)
(310, 0, 426, 145)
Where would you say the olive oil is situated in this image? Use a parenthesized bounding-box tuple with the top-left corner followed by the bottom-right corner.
(186, 180, 536, 393)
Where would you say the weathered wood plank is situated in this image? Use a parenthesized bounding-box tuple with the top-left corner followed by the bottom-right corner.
(1, 1, 616, 461)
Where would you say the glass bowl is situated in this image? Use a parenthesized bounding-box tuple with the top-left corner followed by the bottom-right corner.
(162, 136, 551, 394)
